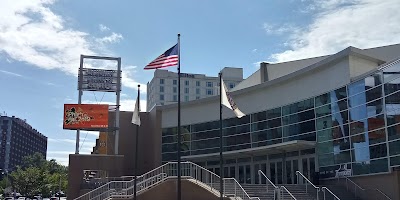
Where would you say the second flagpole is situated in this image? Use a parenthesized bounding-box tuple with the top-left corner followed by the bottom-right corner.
(177, 33, 182, 200)
(134, 85, 140, 200)
(219, 72, 224, 200)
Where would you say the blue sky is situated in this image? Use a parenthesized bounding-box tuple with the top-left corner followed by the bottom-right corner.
(0, 0, 399, 165)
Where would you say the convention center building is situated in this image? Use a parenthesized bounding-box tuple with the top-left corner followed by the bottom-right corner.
(158, 43, 400, 193)
(68, 43, 400, 200)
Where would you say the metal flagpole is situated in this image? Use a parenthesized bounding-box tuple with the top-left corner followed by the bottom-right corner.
(134, 85, 140, 200)
(177, 33, 182, 200)
(219, 72, 224, 200)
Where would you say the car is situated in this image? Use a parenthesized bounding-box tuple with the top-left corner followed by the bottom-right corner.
(5, 197, 14, 200)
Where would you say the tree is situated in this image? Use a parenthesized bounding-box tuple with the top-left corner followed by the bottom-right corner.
(10, 167, 46, 197)
(21, 152, 46, 170)
(0, 153, 68, 197)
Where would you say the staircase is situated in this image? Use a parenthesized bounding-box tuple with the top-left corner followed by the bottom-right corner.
(280, 184, 317, 200)
(241, 184, 276, 200)
(74, 161, 260, 200)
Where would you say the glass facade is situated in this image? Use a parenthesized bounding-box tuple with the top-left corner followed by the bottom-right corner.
(161, 59, 400, 179)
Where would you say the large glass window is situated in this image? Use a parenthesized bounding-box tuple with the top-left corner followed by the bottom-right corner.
(252, 111, 266, 122)
(386, 91, 400, 129)
(282, 98, 314, 116)
(267, 108, 281, 119)
(352, 158, 388, 175)
(282, 109, 315, 125)
(282, 120, 315, 138)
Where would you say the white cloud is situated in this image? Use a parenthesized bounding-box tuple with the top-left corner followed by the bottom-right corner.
(48, 138, 76, 144)
(96, 32, 123, 44)
(82, 99, 147, 112)
(121, 65, 148, 91)
(269, 0, 400, 63)
(99, 24, 110, 32)
(47, 138, 97, 165)
(0, 69, 23, 77)
(0, 0, 143, 91)
(263, 23, 299, 35)
(0, 0, 94, 74)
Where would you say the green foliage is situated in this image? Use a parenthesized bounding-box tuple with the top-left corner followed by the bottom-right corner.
(1, 153, 68, 197)
(10, 167, 45, 197)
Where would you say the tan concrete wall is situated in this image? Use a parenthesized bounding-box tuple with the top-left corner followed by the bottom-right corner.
(349, 55, 379, 79)
(350, 172, 400, 200)
(112, 179, 230, 200)
(321, 171, 400, 200)
(68, 111, 162, 200)
(67, 154, 125, 200)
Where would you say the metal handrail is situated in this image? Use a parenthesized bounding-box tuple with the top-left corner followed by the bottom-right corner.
(258, 170, 278, 190)
(224, 178, 260, 200)
(296, 171, 319, 200)
(295, 171, 319, 189)
(258, 170, 278, 200)
(74, 161, 176, 200)
(75, 161, 260, 200)
(376, 189, 392, 200)
(321, 187, 340, 200)
(339, 176, 365, 198)
(344, 177, 365, 190)
(281, 186, 297, 200)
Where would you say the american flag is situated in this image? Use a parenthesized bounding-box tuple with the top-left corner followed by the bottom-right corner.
(144, 44, 179, 69)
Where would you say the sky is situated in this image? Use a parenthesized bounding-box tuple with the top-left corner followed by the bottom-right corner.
(0, 0, 399, 166)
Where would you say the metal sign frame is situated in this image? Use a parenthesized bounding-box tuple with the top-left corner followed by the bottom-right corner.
(76, 55, 121, 155)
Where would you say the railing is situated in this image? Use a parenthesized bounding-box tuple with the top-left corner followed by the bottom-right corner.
(321, 187, 340, 200)
(296, 171, 319, 200)
(223, 178, 260, 200)
(376, 189, 392, 200)
(338, 176, 365, 198)
(337, 177, 393, 200)
(74, 162, 174, 200)
(75, 161, 259, 200)
(280, 186, 297, 200)
(258, 170, 279, 199)
(81, 176, 135, 189)
(111, 173, 168, 198)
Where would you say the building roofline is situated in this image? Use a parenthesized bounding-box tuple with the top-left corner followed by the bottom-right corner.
(157, 45, 388, 111)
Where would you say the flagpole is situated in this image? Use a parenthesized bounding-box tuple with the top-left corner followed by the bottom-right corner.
(177, 33, 182, 200)
(134, 85, 140, 200)
(219, 72, 224, 200)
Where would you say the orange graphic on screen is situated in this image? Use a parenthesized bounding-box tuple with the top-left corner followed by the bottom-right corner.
(63, 104, 109, 130)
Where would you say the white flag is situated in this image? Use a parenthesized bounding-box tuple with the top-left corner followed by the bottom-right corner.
(131, 96, 141, 126)
(221, 78, 245, 118)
